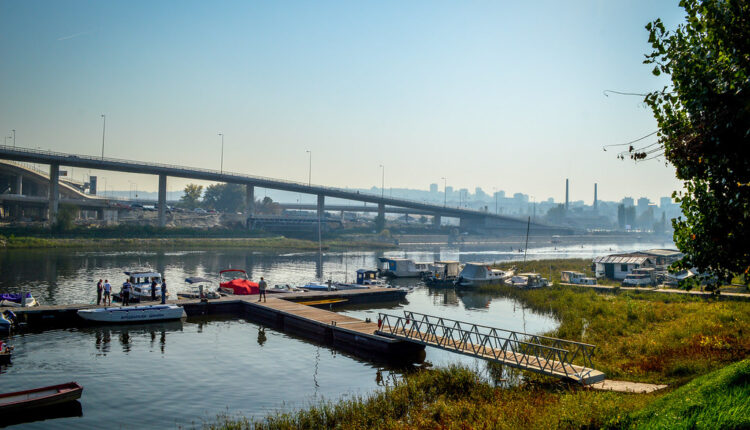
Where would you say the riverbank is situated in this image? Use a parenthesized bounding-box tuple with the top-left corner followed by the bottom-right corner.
(0, 234, 397, 251)
(208, 258, 749, 429)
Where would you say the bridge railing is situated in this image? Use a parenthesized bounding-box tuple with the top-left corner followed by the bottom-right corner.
(377, 311, 597, 383)
(0, 144, 509, 218)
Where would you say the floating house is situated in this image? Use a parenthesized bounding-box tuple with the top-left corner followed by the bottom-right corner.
(593, 254, 654, 280)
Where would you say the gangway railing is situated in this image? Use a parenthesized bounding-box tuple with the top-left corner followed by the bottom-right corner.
(376, 311, 603, 384)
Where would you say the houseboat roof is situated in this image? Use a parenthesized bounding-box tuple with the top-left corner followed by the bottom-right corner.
(636, 249, 683, 257)
(593, 255, 652, 265)
(356, 269, 378, 274)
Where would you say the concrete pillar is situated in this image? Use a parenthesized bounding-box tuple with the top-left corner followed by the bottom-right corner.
(433, 214, 441, 226)
(158, 174, 167, 227)
(317, 194, 325, 220)
(15, 174, 23, 195)
(245, 184, 255, 216)
(377, 202, 385, 218)
(49, 163, 59, 223)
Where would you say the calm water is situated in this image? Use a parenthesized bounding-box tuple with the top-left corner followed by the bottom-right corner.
(0, 241, 667, 428)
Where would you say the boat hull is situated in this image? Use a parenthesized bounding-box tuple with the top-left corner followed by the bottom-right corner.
(77, 305, 186, 323)
(0, 382, 83, 412)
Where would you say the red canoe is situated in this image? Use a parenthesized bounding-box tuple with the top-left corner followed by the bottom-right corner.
(0, 382, 83, 412)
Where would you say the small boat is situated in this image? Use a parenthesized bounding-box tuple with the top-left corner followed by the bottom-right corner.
(355, 269, 386, 286)
(178, 277, 222, 300)
(509, 273, 550, 289)
(121, 270, 166, 302)
(424, 261, 462, 287)
(561, 271, 596, 285)
(454, 263, 511, 287)
(0, 382, 83, 412)
(268, 284, 303, 294)
(301, 282, 337, 292)
(77, 305, 186, 323)
(0, 339, 13, 365)
(218, 269, 259, 295)
(0, 293, 38, 307)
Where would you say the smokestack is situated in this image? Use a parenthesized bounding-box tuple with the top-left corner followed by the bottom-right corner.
(565, 178, 569, 210)
(594, 183, 598, 210)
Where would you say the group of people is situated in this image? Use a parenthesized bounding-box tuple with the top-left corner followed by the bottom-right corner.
(96, 278, 168, 307)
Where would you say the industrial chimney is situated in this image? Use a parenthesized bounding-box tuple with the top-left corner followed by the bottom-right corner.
(565, 178, 569, 210)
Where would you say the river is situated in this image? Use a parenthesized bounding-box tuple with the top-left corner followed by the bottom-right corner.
(0, 240, 669, 429)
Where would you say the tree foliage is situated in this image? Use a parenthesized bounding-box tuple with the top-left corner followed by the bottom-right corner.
(180, 183, 203, 209)
(642, 0, 750, 283)
(203, 183, 245, 213)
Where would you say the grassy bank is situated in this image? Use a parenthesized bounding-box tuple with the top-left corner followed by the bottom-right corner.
(0, 234, 397, 251)
(207, 258, 749, 429)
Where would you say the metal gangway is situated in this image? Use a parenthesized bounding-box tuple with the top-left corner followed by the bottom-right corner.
(376, 311, 605, 385)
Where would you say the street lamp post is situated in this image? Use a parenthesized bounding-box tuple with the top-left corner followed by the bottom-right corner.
(11, 129, 15, 148)
(218, 133, 224, 173)
(379, 164, 384, 199)
(441, 177, 447, 207)
(100, 115, 106, 159)
(306, 150, 311, 186)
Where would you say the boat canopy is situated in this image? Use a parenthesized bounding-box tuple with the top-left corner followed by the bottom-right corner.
(124, 271, 161, 278)
(185, 277, 212, 284)
(459, 263, 490, 279)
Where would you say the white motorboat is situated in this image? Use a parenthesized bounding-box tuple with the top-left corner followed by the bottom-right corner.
(118, 270, 166, 302)
(454, 263, 511, 287)
(77, 305, 186, 323)
(178, 277, 222, 300)
(561, 271, 597, 285)
(268, 284, 303, 294)
(302, 282, 337, 292)
(0, 293, 38, 307)
(509, 273, 550, 289)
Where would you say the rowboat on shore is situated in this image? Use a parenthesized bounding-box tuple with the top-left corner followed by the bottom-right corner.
(0, 382, 83, 412)
(77, 305, 186, 323)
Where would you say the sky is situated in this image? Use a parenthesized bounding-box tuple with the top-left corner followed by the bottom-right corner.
(0, 0, 687, 203)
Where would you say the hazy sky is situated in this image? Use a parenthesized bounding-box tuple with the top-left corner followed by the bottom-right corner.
(0, 1, 687, 203)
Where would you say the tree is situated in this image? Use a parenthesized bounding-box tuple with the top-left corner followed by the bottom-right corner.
(180, 184, 203, 209)
(256, 196, 282, 215)
(202, 183, 244, 213)
(640, 0, 750, 283)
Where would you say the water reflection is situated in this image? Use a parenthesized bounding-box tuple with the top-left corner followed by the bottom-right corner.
(88, 321, 183, 356)
(257, 326, 267, 346)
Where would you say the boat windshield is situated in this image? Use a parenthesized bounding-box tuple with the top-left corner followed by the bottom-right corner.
(220, 270, 248, 282)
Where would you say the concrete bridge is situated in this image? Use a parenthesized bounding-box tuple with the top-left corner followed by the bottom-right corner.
(0, 145, 567, 233)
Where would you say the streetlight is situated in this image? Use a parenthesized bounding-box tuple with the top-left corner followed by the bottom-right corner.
(379, 164, 384, 199)
(100, 115, 106, 159)
(11, 129, 15, 148)
(441, 177, 447, 207)
(306, 150, 311, 186)
(218, 133, 224, 173)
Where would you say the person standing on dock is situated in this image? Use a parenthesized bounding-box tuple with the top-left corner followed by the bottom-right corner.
(121, 279, 132, 306)
(258, 277, 267, 302)
(96, 279, 103, 306)
(103, 280, 112, 306)
(151, 278, 158, 301)
(161, 279, 167, 304)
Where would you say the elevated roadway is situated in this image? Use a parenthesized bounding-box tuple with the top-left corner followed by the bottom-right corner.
(0, 145, 567, 233)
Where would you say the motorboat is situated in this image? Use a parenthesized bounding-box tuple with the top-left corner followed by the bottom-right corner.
(377, 258, 431, 278)
(424, 261, 462, 287)
(333, 282, 370, 290)
(454, 263, 511, 287)
(268, 284, 303, 294)
(178, 277, 222, 300)
(0, 382, 83, 412)
(77, 304, 186, 323)
(1, 310, 18, 334)
(622, 273, 653, 287)
(113, 270, 166, 302)
(301, 282, 336, 292)
(0, 293, 38, 307)
(509, 273, 550, 289)
(561, 271, 597, 285)
(218, 269, 259, 295)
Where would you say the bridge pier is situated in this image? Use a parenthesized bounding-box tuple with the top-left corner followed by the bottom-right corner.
(245, 185, 254, 228)
(317, 194, 325, 221)
(48, 163, 59, 223)
(158, 174, 167, 227)
(15, 174, 22, 195)
(433, 214, 441, 226)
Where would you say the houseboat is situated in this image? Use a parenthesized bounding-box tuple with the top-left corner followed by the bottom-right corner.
(508, 273, 550, 289)
(377, 258, 431, 278)
(454, 263, 511, 288)
(561, 271, 597, 285)
(424, 261, 462, 287)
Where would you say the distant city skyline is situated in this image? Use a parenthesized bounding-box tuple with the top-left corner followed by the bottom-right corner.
(1, 1, 686, 202)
